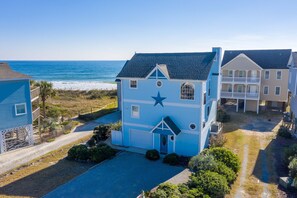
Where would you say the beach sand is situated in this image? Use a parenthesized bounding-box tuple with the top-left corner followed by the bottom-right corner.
(51, 81, 117, 90)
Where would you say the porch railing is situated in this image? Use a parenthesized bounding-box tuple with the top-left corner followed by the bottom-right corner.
(31, 87, 40, 101)
(32, 107, 40, 121)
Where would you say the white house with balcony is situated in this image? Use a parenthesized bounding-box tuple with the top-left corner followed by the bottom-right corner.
(221, 49, 292, 114)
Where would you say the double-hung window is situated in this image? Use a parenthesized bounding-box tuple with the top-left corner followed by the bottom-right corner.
(263, 86, 269, 95)
(276, 71, 282, 80)
(275, 87, 281, 95)
(131, 105, 140, 118)
(130, 80, 137, 88)
(265, 71, 270, 79)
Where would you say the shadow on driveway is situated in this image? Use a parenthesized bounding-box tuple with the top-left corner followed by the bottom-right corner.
(44, 152, 185, 198)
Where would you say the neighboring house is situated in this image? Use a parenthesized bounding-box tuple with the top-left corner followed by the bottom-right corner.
(113, 48, 222, 156)
(220, 49, 292, 114)
(0, 63, 40, 154)
(289, 52, 297, 130)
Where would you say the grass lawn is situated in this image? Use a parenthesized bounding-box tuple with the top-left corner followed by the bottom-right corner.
(0, 134, 93, 198)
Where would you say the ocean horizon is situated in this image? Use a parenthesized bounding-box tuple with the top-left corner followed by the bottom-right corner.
(3, 60, 126, 90)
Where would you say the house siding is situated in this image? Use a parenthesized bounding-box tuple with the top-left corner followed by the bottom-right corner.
(0, 79, 32, 130)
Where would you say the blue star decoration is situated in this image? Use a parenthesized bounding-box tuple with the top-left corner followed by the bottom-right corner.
(152, 91, 166, 107)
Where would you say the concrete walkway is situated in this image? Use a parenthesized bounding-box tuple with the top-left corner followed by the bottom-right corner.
(0, 111, 121, 175)
(44, 152, 185, 198)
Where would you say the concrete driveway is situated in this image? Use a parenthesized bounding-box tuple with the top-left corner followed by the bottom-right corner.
(44, 152, 185, 198)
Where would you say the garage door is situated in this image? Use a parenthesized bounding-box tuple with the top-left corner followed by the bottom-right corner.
(129, 130, 153, 149)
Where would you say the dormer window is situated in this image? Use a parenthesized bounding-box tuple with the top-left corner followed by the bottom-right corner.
(181, 82, 194, 100)
(130, 80, 137, 88)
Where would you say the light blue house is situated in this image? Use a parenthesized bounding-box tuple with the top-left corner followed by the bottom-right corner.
(289, 52, 297, 131)
(113, 48, 222, 156)
(0, 63, 39, 154)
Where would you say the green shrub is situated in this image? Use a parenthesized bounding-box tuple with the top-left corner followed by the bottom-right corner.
(163, 153, 179, 165)
(217, 109, 230, 123)
(209, 133, 227, 148)
(93, 124, 111, 142)
(89, 143, 116, 163)
(188, 154, 236, 184)
(145, 149, 160, 161)
(86, 137, 96, 147)
(284, 144, 297, 166)
(278, 126, 292, 139)
(67, 144, 90, 161)
(150, 183, 181, 198)
(189, 171, 230, 198)
(203, 147, 240, 173)
(178, 184, 209, 198)
(289, 157, 297, 178)
(110, 121, 122, 131)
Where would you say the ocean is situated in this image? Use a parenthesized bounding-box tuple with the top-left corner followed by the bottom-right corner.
(4, 61, 126, 90)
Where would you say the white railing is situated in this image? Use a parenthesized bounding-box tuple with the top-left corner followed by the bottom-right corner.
(221, 91, 259, 99)
(30, 87, 40, 101)
(32, 107, 40, 121)
(221, 76, 260, 84)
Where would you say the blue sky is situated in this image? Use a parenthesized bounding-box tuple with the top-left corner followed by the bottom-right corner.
(0, 0, 296, 60)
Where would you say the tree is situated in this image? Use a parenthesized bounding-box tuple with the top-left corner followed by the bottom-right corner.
(38, 81, 55, 118)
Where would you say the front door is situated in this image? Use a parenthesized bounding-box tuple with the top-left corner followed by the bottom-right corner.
(160, 134, 168, 154)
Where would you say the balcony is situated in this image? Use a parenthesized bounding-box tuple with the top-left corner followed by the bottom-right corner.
(31, 87, 40, 102)
(222, 76, 260, 84)
(32, 107, 40, 121)
(221, 91, 259, 100)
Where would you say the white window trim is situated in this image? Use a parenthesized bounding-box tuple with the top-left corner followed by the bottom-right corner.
(263, 86, 269, 95)
(275, 86, 281, 96)
(264, 70, 270, 80)
(180, 82, 195, 101)
(131, 105, 140, 118)
(276, 70, 282, 80)
(189, 123, 197, 130)
(129, 80, 138, 89)
(15, 103, 27, 116)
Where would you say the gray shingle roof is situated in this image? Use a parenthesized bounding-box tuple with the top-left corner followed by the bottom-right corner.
(117, 52, 216, 80)
(222, 49, 292, 69)
(0, 63, 31, 80)
(164, 116, 181, 135)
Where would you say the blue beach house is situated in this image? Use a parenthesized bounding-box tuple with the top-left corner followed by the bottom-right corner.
(0, 63, 39, 154)
(113, 48, 222, 156)
(289, 52, 297, 131)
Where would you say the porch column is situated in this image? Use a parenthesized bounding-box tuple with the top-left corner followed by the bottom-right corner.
(236, 99, 239, 112)
(0, 131, 4, 154)
(257, 100, 259, 114)
(28, 125, 34, 145)
(244, 99, 246, 113)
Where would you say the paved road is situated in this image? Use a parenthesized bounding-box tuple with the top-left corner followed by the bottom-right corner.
(44, 152, 185, 198)
(0, 111, 121, 175)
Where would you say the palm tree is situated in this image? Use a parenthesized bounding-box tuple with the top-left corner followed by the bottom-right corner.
(38, 81, 55, 118)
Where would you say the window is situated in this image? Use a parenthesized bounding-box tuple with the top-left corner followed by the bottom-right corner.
(228, 70, 233, 77)
(239, 71, 245, 77)
(208, 82, 211, 96)
(130, 80, 137, 88)
(202, 121, 206, 128)
(263, 86, 269, 95)
(181, 82, 194, 100)
(15, 103, 27, 116)
(203, 92, 206, 105)
(156, 80, 162, 87)
(131, 105, 139, 118)
(276, 71, 282, 80)
(237, 85, 243, 93)
(207, 106, 210, 116)
(190, 123, 196, 130)
(227, 84, 232, 92)
(275, 87, 281, 95)
(265, 71, 270, 79)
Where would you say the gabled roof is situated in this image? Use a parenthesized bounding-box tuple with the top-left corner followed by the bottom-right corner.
(163, 116, 181, 135)
(0, 63, 31, 80)
(222, 49, 292, 69)
(117, 52, 216, 80)
(151, 116, 181, 136)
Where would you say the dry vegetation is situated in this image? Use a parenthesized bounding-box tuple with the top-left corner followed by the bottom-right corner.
(46, 89, 117, 118)
(0, 135, 93, 198)
(223, 110, 285, 198)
